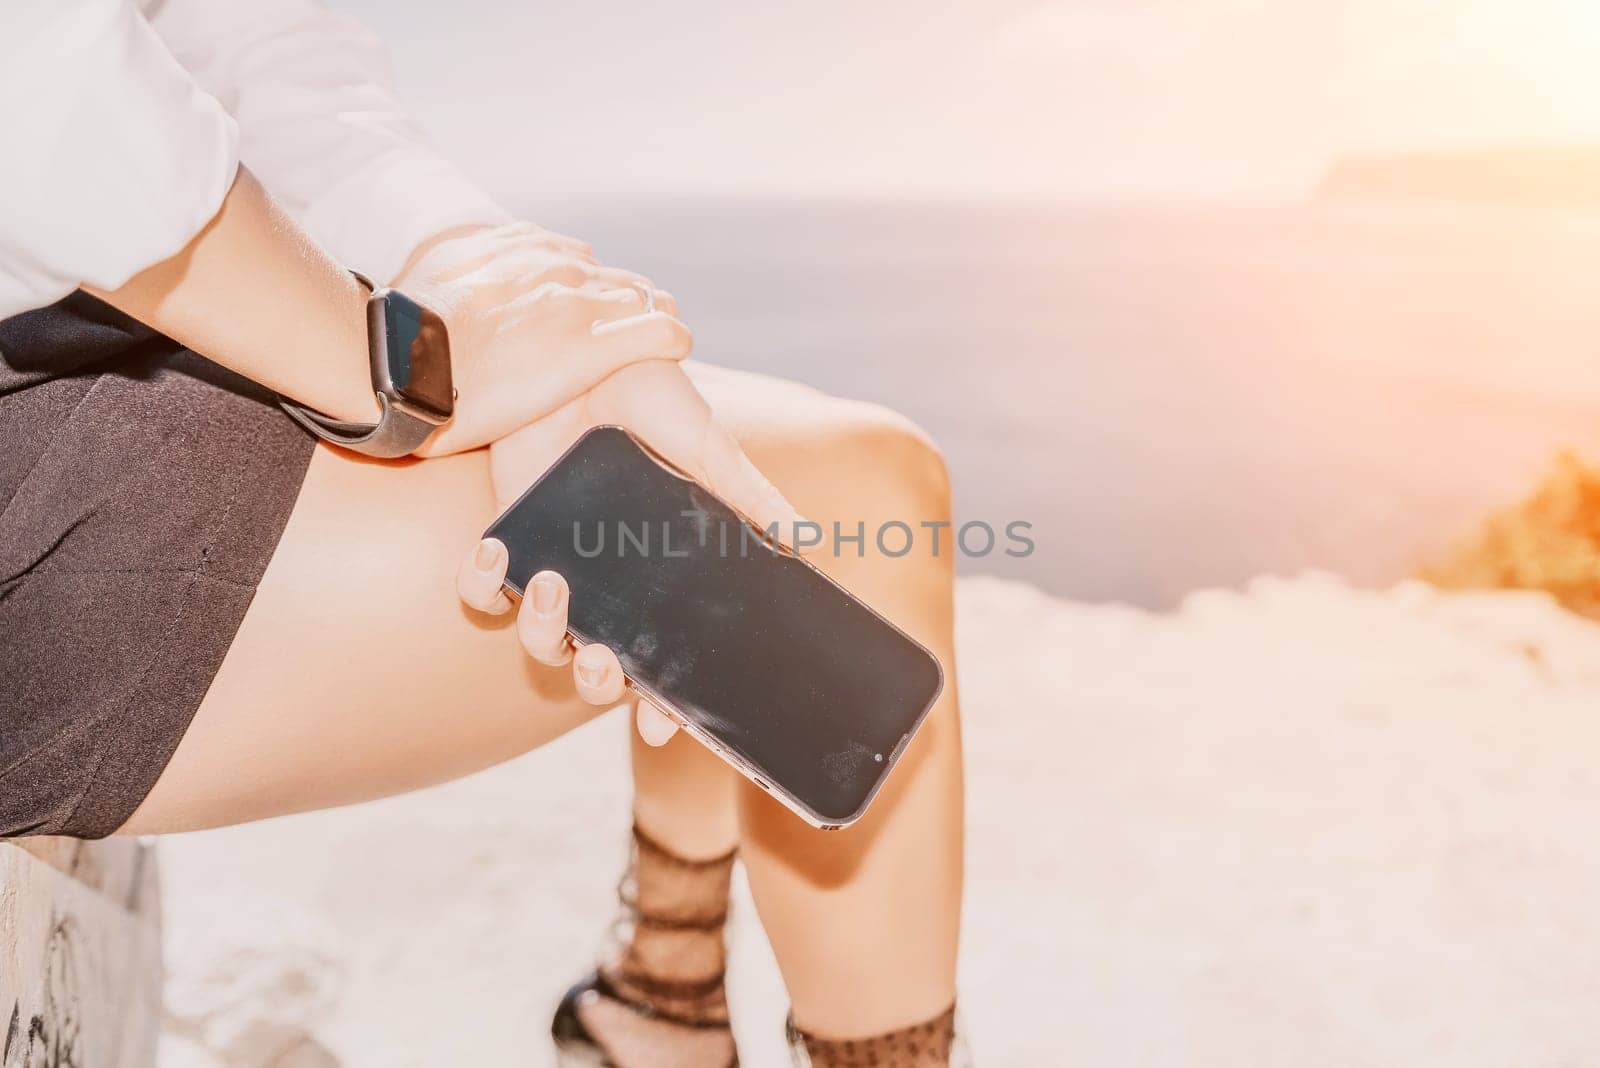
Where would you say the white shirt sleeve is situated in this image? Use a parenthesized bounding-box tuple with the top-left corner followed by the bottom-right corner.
(0, 0, 240, 318)
(144, 0, 511, 285)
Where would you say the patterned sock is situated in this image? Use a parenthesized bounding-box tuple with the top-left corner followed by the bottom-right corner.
(788, 1004, 963, 1068)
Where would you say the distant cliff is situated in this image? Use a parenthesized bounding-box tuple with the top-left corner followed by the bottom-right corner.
(1319, 146, 1600, 208)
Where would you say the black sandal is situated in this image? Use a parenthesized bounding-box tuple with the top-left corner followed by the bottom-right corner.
(552, 968, 739, 1067)
(551, 826, 740, 1068)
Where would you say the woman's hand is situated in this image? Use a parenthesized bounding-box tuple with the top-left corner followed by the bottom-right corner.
(486, 358, 801, 530)
(458, 545, 683, 748)
(391, 222, 697, 457)
(455, 358, 805, 747)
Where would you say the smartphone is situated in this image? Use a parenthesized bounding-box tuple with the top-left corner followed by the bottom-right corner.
(484, 425, 944, 828)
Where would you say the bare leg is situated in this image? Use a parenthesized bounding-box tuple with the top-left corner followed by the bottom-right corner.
(688, 365, 965, 1041)
(120, 445, 600, 833)
(554, 731, 745, 1067)
(630, 728, 741, 861)
(125, 366, 964, 1052)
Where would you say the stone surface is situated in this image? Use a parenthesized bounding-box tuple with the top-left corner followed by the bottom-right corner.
(1, 837, 161, 1068)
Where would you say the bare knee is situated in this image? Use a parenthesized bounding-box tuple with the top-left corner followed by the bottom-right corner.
(837, 402, 950, 519)
(739, 399, 961, 814)
(696, 365, 950, 523)
(748, 395, 952, 544)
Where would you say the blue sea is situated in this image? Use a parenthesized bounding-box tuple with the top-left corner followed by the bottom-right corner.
(507, 194, 1600, 607)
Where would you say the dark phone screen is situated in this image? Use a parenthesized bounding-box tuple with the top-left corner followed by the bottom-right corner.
(383, 292, 453, 418)
(485, 426, 944, 825)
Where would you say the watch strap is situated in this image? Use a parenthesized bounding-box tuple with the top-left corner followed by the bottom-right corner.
(280, 392, 438, 459)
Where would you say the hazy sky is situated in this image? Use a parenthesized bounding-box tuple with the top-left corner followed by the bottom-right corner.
(334, 0, 1600, 200)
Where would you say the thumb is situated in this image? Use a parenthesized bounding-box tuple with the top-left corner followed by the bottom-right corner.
(697, 419, 806, 550)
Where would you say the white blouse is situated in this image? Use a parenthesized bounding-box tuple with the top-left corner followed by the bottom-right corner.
(0, 0, 510, 319)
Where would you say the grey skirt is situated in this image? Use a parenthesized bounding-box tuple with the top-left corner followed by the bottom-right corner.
(0, 294, 314, 838)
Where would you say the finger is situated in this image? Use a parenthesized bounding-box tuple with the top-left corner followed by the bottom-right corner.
(586, 266, 656, 292)
(589, 311, 694, 362)
(505, 280, 642, 324)
(635, 700, 680, 747)
(573, 643, 627, 706)
(517, 570, 574, 666)
(457, 538, 512, 615)
(506, 279, 583, 312)
(584, 279, 678, 319)
(581, 284, 651, 324)
(531, 260, 594, 289)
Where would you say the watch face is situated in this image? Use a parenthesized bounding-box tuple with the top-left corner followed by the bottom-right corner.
(383, 291, 453, 420)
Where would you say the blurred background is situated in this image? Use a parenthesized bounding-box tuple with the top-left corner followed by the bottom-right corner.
(345, 0, 1600, 604)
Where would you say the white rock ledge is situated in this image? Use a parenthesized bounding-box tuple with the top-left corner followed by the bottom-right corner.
(23, 573, 1600, 1066)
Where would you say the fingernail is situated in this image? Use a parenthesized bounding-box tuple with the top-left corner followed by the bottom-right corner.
(475, 540, 502, 570)
(578, 661, 606, 688)
(532, 573, 560, 615)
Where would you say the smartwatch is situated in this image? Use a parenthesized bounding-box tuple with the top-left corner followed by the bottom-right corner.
(279, 271, 454, 458)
